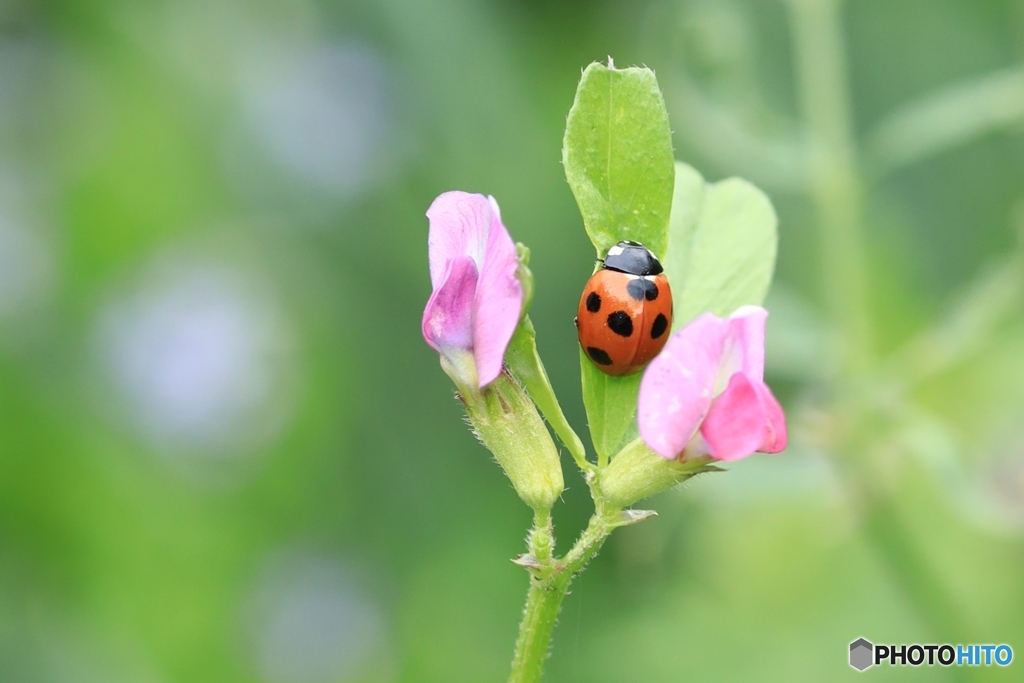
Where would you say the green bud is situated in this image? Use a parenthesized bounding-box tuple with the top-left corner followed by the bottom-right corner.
(515, 243, 534, 323)
(463, 369, 564, 511)
(599, 438, 719, 509)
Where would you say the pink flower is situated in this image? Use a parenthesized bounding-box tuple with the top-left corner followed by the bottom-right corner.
(638, 306, 787, 461)
(422, 191, 523, 389)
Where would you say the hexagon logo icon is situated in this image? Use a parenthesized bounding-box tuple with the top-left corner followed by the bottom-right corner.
(850, 638, 874, 671)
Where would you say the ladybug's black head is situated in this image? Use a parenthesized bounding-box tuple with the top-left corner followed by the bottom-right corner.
(602, 240, 663, 276)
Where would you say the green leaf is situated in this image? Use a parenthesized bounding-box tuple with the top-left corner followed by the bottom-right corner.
(506, 319, 589, 471)
(563, 61, 675, 259)
(579, 351, 642, 462)
(664, 161, 778, 329)
(565, 60, 674, 462)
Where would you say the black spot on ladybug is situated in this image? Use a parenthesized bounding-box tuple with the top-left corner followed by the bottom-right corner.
(587, 347, 614, 366)
(607, 311, 633, 337)
(651, 313, 668, 339)
(625, 279, 644, 301)
(626, 278, 659, 301)
(586, 291, 602, 313)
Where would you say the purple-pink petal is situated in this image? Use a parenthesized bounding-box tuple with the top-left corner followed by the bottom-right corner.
(422, 255, 478, 354)
(638, 313, 728, 459)
(472, 198, 523, 387)
(700, 373, 770, 461)
(724, 306, 767, 381)
(426, 192, 492, 289)
(423, 192, 523, 389)
(755, 381, 787, 453)
(639, 305, 787, 461)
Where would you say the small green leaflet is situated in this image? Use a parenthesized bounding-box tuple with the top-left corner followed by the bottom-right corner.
(664, 162, 778, 329)
(579, 353, 642, 461)
(563, 61, 675, 260)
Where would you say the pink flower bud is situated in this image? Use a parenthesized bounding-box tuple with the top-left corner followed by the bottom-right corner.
(422, 192, 523, 389)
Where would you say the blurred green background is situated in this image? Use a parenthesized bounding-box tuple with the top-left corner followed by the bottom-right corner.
(2, 0, 1023, 681)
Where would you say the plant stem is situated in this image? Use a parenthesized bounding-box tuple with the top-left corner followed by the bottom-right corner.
(530, 509, 554, 564)
(786, 0, 971, 663)
(509, 507, 618, 683)
(787, 0, 873, 375)
(509, 576, 571, 683)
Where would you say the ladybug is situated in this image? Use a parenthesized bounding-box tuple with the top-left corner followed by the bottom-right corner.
(575, 240, 673, 376)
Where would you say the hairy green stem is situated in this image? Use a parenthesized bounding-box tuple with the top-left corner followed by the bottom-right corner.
(509, 577, 571, 683)
(509, 506, 618, 683)
(530, 509, 554, 564)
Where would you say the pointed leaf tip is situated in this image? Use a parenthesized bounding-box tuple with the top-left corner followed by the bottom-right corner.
(563, 61, 675, 259)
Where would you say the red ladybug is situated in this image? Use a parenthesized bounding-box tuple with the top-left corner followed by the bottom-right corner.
(575, 240, 673, 376)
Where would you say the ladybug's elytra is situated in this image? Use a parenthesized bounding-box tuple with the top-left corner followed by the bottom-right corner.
(575, 240, 673, 376)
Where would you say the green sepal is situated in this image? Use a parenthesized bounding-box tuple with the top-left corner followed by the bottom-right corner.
(515, 242, 535, 324)
(463, 370, 564, 512)
(599, 437, 719, 509)
(506, 318, 589, 472)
